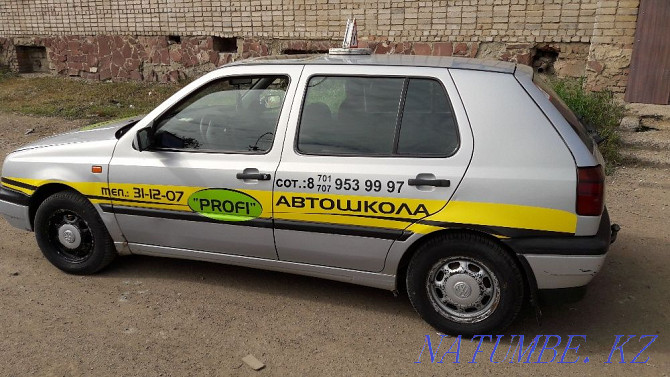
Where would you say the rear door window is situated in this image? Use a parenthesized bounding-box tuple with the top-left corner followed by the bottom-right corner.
(297, 76, 459, 157)
(397, 79, 459, 156)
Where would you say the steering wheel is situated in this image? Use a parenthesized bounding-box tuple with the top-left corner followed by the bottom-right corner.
(204, 115, 241, 151)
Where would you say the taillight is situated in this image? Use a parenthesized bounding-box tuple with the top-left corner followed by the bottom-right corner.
(576, 166, 605, 216)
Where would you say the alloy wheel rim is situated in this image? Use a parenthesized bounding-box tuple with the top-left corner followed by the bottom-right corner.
(427, 257, 501, 323)
(47, 209, 95, 263)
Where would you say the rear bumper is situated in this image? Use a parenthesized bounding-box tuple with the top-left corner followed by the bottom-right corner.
(523, 254, 606, 289)
(505, 209, 616, 289)
(505, 209, 614, 256)
(0, 186, 32, 231)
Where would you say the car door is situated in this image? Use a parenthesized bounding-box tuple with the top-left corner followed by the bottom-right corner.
(273, 65, 473, 272)
(107, 64, 303, 259)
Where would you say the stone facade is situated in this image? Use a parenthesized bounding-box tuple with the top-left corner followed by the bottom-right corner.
(0, 0, 639, 93)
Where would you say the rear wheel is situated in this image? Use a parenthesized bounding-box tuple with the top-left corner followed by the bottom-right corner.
(406, 233, 524, 336)
(34, 191, 117, 274)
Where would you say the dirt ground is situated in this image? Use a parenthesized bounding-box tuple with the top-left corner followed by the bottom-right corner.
(0, 113, 668, 376)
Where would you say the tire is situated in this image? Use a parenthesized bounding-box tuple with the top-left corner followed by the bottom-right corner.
(406, 233, 524, 336)
(34, 190, 117, 274)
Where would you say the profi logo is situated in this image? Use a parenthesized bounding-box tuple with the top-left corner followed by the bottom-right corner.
(188, 189, 262, 221)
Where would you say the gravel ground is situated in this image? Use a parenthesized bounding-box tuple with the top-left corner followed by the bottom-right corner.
(0, 113, 668, 376)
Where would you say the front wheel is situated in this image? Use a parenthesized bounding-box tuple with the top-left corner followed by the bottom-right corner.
(34, 190, 117, 274)
(406, 233, 524, 336)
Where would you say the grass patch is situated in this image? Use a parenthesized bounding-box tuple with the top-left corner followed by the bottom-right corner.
(0, 75, 184, 123)
(79, 115, 142, 131)
(548, 76, 625, 174)
(0, 65, 16, 82)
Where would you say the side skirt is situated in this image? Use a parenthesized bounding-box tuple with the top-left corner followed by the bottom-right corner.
(128, 243, 397, 291)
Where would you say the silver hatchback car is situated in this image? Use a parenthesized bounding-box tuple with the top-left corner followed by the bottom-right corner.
(0, 52, 617, 335)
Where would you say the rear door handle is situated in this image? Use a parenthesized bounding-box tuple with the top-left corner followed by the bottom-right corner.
(236, 172, 272, 180)
(407, 178, 450, 187)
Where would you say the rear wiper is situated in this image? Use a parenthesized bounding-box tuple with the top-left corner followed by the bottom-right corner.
(578, 115, 606, 145)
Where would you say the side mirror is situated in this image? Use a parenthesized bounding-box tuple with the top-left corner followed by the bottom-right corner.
(135, 127, 154, 152)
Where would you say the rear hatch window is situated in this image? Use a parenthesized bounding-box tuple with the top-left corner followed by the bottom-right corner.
(533, 76, 595, 153)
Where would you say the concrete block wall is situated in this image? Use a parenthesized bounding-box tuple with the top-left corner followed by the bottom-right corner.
(0, 0, 639, 92)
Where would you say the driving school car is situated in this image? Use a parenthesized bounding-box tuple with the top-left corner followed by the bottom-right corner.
(0, 51, 618, 335)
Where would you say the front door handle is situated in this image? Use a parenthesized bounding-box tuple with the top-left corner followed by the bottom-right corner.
(407, 178, 450, 187)
(236, 172, 271, 180)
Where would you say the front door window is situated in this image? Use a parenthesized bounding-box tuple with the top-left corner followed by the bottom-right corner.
(153, 75, 289, 153)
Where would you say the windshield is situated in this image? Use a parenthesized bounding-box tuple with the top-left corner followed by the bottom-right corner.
(533, 76, 595, 153)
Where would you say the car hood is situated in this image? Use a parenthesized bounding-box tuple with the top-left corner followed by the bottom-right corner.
(14, 116, 143, 152)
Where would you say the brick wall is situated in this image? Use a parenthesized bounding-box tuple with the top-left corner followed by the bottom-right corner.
(0, 0, 639, 93)
(585, 0, 639, 93)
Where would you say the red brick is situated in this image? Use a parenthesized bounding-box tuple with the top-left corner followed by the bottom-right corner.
(412, 42, 432, 56)
(111, 50, 124, 67)
(516, 52, 532, 65)
(374, 42, 392, 54)
(159, 50, 170, 65)
(394, 42, 410, 54)
(126, 58, 141, 71)
(469, 43, 479, 58)
(99, 68, 112, 81)
(453, 43, 468, 56)
(113, 35, 124, 49)
(587, 60, 604, 73)
(432, 42, 453, 56)
(219, 53, 233, 66)
(67, 41, 80, 53)
(507, 43, 532, 50)
(68, 61, 83, 70)
(169, 49, 182, 63)
(117, 68, 130, 79)
(288, 40, 307, 51)
(209, 50, 219, 64)
(98, 41, 111, 57)
(121, 43, 132, 58)
(129, 70, 143, 81)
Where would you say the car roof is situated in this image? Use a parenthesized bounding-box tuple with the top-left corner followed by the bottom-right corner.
(224, 53, 518, 74)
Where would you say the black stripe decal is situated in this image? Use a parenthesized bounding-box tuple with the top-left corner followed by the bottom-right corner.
(0, 186, 30, 206)
(102, 204, 411, 240)
(103, 205, 273, 229)
(1, 177, 37, 191)
(88, 195, 188, 207)
(278, 211, 417, 224)
(417, 220, 573, 238)
(274, 219, 408, 240)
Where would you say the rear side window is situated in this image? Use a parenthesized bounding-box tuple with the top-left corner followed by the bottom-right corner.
(533, 76, 595, 152)
(397, 79, 459, 156)
(297, 76, 459, 157)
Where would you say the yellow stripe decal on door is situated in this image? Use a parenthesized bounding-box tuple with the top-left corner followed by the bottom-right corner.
(4, 177, 577, 235)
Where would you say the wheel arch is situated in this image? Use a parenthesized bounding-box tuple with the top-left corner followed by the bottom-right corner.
(395, 228, 538, 302)
(29, 183, 81, 229)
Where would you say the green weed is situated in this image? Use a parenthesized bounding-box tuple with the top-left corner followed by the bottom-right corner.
(549, 76, 625, 174)
(0, 75, 183, 123)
